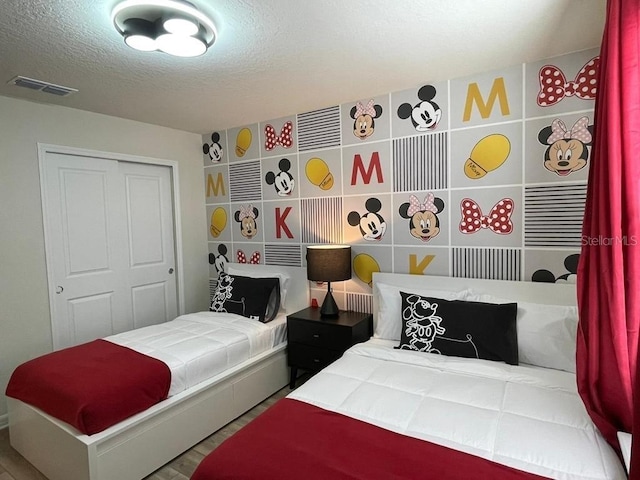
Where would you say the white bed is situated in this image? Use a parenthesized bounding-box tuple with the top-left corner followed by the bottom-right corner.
(190, 271, 626, 480)
(288, 272, 626, 479)
(7, 263, 309, 480)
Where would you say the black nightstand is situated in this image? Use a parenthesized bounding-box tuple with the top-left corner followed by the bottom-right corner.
(287, 307, 373, 388)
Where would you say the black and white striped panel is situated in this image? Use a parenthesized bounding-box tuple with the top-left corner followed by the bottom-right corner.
(297, 106, 341, 152)
(346, 293, 373, 314)
(525, 184, 587, 247)
(300, 197, 343, 244)
(229, 161, 262, 202)
(452, 248, 522, 281)
(264, 244, 302, 267)
(393, 132, 448, 192)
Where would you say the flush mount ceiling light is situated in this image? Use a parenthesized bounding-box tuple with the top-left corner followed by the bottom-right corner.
(112, 0, 217, 57)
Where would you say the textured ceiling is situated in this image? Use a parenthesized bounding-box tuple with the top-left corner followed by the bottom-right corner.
(0, 0, 606, 134)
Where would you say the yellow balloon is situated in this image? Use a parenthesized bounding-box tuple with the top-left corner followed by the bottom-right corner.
(305, 157, 334, 190)
(464, 134, 510, 179)
(353, 253, 380, 286)
(210, 207, 227, 238)
(235, 128, 252, 157)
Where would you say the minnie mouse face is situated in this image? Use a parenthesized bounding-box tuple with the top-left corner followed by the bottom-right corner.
(203, 132, 224, 163)
(350, 100, 383, 140)
(399, 194, 445, 242)
(265, 158, 295, 196)
(347, 198, 386, 241)
(538, 117, 592, 177)
(234, 205, 259, 239)
(397, 85, 442, 132)
(545, 140, 588, 176)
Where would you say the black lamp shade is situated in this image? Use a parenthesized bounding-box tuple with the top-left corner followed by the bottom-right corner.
(307, 245, 351, 318)
(306, 245, 352, 282)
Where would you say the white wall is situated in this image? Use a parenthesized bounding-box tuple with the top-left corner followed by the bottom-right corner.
(0, 95, 209, 421)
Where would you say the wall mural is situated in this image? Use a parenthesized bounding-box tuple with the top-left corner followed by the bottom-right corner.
(203, 48, 599, 312)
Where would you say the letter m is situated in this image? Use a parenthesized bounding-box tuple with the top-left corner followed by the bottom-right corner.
(463, 77, 510, 122)
(206, 172, 226, 198)
(351, 152, 383, 185)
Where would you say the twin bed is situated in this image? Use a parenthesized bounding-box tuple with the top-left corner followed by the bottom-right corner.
(6, 268, 627, 480)
(190, 272, 627, 480)
(6, 263, 309, 480)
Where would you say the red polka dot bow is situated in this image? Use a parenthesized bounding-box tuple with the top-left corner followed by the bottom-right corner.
(537, 56, 599, 107)
(237, 250, 261, 264)
(546, 116, 592, 144)
(459, 198, 514, 235)
(264, 121, 294, 151)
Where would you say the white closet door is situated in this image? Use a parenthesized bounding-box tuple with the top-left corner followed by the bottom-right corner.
(42, 152, 178, 349)
(120, 161, 177, 330)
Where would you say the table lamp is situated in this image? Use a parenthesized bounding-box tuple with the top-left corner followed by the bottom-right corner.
(306, 245, 352, 318)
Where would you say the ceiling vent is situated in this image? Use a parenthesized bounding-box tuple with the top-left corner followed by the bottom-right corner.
(8, 76, 78, 97)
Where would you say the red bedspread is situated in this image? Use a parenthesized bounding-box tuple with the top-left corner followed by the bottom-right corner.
(191, 398, 550, 480)
(6, 339, 171, 435)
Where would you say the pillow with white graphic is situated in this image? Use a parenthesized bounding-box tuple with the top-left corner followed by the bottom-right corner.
(210, 273, 280, 323)
(396, 292, 519, 365)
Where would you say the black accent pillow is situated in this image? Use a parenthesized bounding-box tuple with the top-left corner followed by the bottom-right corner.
(209, 273, 280, 323)
(395, 292, 518, 365)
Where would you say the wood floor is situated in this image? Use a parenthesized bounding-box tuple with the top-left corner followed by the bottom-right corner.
(0, 383, 292, 480)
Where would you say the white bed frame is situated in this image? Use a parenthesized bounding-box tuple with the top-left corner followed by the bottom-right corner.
(373, 271, 577, 320)
(8, 264, 309, 480)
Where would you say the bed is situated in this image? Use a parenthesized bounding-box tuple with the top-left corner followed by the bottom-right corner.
(190, 272, 627, 480)
(6, 263, 309, 480)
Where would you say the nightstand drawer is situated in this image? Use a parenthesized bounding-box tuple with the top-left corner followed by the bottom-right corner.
(288, 343, 341, 370)
(288, 320, 352, 350)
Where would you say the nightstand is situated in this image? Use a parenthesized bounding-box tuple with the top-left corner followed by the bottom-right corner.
(287, 307, 373, 388)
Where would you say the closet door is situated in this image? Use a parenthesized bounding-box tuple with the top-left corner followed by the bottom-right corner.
(120, 161, 177, 330)
(42, 152, 178, 349)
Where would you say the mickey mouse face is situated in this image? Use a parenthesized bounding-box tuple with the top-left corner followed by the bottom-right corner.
(203, 132, 224, 163)
(347, 198, 387, 241)
(208, 244, 229, 274)
(265, 158, 295, 196)
(397, 85, 442, 132)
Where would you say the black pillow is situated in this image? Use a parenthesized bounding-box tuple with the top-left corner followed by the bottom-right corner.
(210, 273, 280, 323)
(396, 292, 518, 365)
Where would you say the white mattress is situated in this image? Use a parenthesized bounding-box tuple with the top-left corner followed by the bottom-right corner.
(107, 311, 287, 396)
(288, 339, 626, 480)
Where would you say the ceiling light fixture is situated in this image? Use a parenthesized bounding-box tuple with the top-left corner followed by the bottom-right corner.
(112, 0, 217, 58)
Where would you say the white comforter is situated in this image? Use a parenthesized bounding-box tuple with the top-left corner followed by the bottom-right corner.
(107, 312, 275, 396)
(288, 339, 626, 480)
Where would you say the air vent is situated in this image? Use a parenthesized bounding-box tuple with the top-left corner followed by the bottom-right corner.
(8, 76, 78, 97)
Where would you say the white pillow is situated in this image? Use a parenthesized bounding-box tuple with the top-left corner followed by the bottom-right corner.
(466, 292, 578, 373)
(374, 282, 469, 341)
(226, 266, 291, 312)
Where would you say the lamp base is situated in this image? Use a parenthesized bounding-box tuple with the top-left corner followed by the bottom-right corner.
(320, 286, 339, 318)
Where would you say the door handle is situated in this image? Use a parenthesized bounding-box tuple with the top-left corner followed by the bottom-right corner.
(168, 268, 174, 274)
(56, 286, 64, 294)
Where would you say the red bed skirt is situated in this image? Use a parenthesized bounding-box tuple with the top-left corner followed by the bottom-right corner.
(6, 339, 171, 435)
(191, 398, 550, 480)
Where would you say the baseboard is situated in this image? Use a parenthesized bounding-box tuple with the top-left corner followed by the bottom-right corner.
(0, 413, 8, 430)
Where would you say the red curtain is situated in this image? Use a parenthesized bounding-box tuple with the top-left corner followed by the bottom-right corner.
(576, 0, 640, 471)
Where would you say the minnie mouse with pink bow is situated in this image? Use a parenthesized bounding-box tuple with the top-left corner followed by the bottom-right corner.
(399, 193, 445, 242)
(537, 116, 593, 177)
(234, 204, 259, 239)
